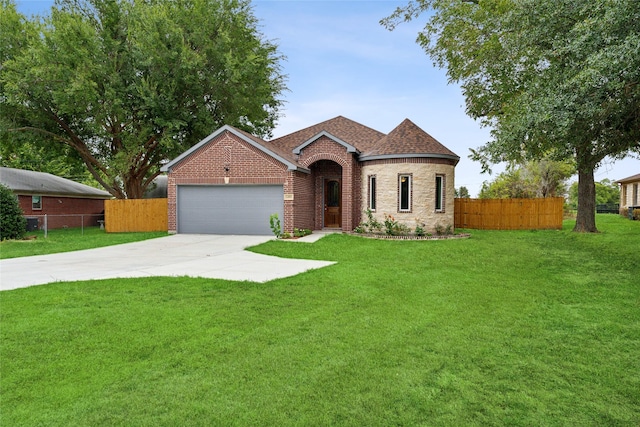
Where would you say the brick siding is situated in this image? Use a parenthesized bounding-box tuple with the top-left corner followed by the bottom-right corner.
(166, 131, 290, 233)
(297, 136, 359, 232)
(165, 130, 457, 234)
(18, 195, 105, 229)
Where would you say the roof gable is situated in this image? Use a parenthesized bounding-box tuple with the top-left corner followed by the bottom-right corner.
(270, 116, 385, 153)
(292, 131, 359, 155)
(360, 119, 460, 164)
(0, 167, 112, 198)
(161, 125, 308, 173)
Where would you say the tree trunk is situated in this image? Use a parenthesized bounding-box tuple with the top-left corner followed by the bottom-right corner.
(124, 174, 145, 199)
(573, 169, 598, 232)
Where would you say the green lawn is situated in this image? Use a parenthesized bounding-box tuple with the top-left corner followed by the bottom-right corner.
(0, 227, 167, 259)
(1, 215, 639, 426)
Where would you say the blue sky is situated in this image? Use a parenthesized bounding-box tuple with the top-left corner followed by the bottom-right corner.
(14, 0, 639, 196)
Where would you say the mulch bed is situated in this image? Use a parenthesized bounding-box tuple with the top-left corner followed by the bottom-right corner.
(350, 232, 471, 241)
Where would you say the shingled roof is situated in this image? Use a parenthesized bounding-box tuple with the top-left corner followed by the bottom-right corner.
(0, 167, 111, 198)
(163, 116, 460, 172)
(360, 119, 459, 163)
(267, 116, 459, 164)
(268, 116, 385, 154)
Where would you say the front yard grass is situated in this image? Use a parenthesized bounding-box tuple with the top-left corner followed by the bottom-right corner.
(1, 215, 638, 426)
(0, 227, 167, 259)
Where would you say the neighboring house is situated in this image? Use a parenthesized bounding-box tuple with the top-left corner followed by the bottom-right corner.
(0, 167, 112, 230)
(617, 173, 640, 210)
(161, 116, 460, 235)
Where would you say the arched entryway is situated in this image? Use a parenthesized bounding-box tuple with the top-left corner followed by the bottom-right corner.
(309, 160, 343, 230)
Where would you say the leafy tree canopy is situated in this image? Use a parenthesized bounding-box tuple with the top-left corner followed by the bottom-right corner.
(455, 186, 470, 198)
(382, 0, 640, 232)
(1, 0, 286, 198)
(479, 160, 574, 199)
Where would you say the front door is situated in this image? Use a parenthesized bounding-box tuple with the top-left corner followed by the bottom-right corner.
(324, 179, 341, 228)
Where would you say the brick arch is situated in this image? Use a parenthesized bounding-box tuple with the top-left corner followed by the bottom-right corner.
(295, 136, 359, 231)
(300, 153, 348, 169)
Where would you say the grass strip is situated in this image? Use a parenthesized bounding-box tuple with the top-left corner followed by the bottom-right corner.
(1, 215, 638, 426)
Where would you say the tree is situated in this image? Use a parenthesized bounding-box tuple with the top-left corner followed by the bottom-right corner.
(521, 159, 574, 198)
(0, 183, 26, 240)
(382, 0, 640, 232)
(455, 186, 470, 198)
(568, 178, 620, 210)
(0, 0, 91, 182)
(1, 0, 286, 198)
(478, 160, 572, 199)
(479, 168, 535, 199)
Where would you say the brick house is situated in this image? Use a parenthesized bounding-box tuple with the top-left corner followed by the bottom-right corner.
(0, 167, 112, 230)
(161, 116, 460, 235)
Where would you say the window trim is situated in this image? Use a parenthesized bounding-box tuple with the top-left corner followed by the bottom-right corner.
(435, 175, 444, 212)
(368, 175, 377, 211)
(398, 174, 412, 213)
(32, 195, 42, 211)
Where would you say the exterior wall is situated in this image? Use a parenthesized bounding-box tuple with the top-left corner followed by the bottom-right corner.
(166, 131, 289, 233)
(360, 158, 456, 233)
(297, 136, 359, 232)
(290, 170, 315, 231)
(18, 195, 106, 229)
(620, 180, 640, 208)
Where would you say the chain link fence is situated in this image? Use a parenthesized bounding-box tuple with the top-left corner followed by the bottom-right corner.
(25, 214, 105, 237)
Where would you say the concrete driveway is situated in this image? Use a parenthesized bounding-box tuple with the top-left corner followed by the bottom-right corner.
(0, 234, 335, 291)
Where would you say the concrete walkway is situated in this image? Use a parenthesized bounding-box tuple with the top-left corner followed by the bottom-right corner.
(0, 233, 335, 291)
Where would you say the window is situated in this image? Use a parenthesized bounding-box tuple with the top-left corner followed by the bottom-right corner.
(399, 174, 411, 212)
(435, 175, 444, 212)
(326, 180, 340, 207)
(368, 175, 377, 211)
(32, 195, 42, 210)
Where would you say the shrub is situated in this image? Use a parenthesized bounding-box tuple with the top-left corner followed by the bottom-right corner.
(269, 213, 282, 238)
(355, 209, 382, 234)
(434, 223, 454, 236)
(0, 184, 26, 241)
(363, 208, 382, 233)
(383, 214, 410, 236)
(293, 228, 312, 238)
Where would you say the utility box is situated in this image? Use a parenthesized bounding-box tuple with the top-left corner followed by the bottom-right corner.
(26, 217, 39, 231)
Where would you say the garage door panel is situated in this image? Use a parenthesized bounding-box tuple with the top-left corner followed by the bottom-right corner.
(178, 185, 283, 235)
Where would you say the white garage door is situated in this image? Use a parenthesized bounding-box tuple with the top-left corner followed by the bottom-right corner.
(177, 185, 284, 235)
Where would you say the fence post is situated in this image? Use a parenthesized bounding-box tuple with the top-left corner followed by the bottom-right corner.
(44, 214, 48, 238)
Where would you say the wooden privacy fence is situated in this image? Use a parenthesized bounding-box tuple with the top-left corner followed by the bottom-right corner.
(105, 199, 168, 232)
(454, 197, 564, 230)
